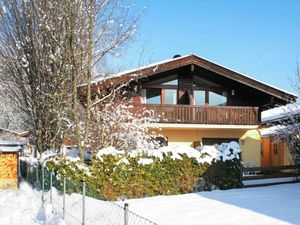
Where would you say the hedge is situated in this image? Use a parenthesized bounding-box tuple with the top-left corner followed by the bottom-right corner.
(46, 145, 243, 200)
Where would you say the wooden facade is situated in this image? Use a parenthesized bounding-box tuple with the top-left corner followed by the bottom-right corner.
(86, 54, 296, 126)
(261, 137, 286, 166)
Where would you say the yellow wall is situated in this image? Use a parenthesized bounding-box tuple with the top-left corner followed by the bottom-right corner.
(151, 127, 261, 166)
(240, 130, 261, 167)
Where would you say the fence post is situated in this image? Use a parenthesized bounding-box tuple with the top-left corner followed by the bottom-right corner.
(50, 171, 53, 204)
(26, 163, 29, 182)
(42, 167, 44, 203)
(82, 181, 86, 225)
(36, 165, 39, 184)
(63, 177, 66, 220)
(124, 203, 128, 225)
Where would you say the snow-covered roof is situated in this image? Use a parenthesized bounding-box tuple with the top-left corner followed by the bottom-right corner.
(0, 141, 24, 152)
(0, 140, 24, 146)
(0, 146, 22, 152)
(260, 122, 300, 137)
(90, 54, 297, 99)
(260, 125, 285, 137)
(91, 54, 189, 84)
(261, 103, 300, 123)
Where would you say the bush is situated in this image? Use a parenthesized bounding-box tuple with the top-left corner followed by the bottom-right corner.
(203, 158, 243, 190)
(46, 143, 243, 200)
(46, 150, 208, 200)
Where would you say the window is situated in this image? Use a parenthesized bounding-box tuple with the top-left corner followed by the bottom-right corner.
(273, 143, 279, 155)
(162, 79, 178, 85)
(144, 88, 161, 104)
(209, 91, 227, 106)
(202, 138, 238, 146)
(154, 136, 168, 147)
(165, 89, 177, 104)
(194, 90, 205, 106)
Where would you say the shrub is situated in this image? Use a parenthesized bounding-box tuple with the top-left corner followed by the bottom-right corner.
(46, 148, 208, 200)
(203, 158, 243, 190)
(46, 142, 243, 200)
(201, 141, 243, 190)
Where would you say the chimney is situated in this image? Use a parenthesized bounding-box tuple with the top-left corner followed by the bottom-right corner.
(173, 54, 181, 58)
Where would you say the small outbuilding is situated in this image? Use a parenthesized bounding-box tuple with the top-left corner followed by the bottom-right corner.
(0, 141, 23, 189)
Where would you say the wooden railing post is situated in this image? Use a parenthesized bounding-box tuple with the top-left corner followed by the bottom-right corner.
(130, 104, 259, 125)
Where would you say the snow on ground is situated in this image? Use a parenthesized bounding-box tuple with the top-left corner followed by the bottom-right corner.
(121, 183, 300, 225)
(243, 177, 297, 186)
(0, 182, 65, 225)
(1, 182, 300, 225)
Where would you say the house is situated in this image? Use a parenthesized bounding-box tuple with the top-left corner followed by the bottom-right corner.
(0, 141, 23, 189)
(0, 127, 31, 156)
(88, 54, 296, 167)
(260, 104, 300, 166)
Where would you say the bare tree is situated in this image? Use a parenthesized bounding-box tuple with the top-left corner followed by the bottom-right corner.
(89, 103, 161, 151)
(0, 0, 76, 153)
(270, 105, 300, 165)
(0, 0, 141, 156)
(77, 0, 140, 154)
(269, 63, 300, 165)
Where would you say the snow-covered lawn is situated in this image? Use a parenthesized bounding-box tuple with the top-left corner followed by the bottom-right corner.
(122, 183, 300, 225)
(1, 182, 300, 225)
(0, 183, 64, 225)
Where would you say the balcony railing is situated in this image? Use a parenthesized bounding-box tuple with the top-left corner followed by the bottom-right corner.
(130, 104, 259, 125)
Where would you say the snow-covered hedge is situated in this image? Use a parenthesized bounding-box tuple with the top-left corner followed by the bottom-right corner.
(46, 142, 242, 200)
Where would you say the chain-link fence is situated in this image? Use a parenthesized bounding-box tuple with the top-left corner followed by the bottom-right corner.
(20, 161, 158, 225)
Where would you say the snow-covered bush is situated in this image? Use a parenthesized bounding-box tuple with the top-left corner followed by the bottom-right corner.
(46, 142, 242, 200)
(201, 141, 243, 190)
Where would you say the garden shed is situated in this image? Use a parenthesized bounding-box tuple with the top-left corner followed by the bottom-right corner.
(0, 141, 23, 189)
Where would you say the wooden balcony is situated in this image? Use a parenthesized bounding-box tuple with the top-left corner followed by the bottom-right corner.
(130, 104, 259, 125)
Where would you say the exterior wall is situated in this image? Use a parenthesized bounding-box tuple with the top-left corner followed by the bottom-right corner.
(0, 153, 18, 189)
(151, 127, 261, 166)
(261, 136, 294, 166)
(240, 130, 261, 167)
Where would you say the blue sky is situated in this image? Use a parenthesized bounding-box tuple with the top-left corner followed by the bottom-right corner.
(115, 0, 300, 95)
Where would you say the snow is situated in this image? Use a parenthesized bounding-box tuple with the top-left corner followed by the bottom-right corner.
(96, 146, 125, 161)
(260, 125, 286, 137)
(3, 182, 299, 225)
(116, 157, 130, 165)
(0, 182, 65, 225)
(90, 54, 189, 84)
(261, 103, 300, 123)
(20, 150, 57, 166)
(120, 183, 300, 225)
(138, 158, 154, 165)
(20, 156, 39, 165)
(90, 54, 296, 98)
(0, 140, 23, 152)
(243, 177, 297, 186)
(0, 145, 21, 152)
(94, 141, 241, 166)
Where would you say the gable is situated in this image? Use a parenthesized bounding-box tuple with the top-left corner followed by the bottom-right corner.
(90, 54, 297, 105)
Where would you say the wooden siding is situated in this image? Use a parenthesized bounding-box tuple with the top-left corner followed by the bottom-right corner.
(261, 137, 285, 167)
(0, 153, 18, 189)
(130, 104, 259, 125)
(87, 55, 296, 104)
